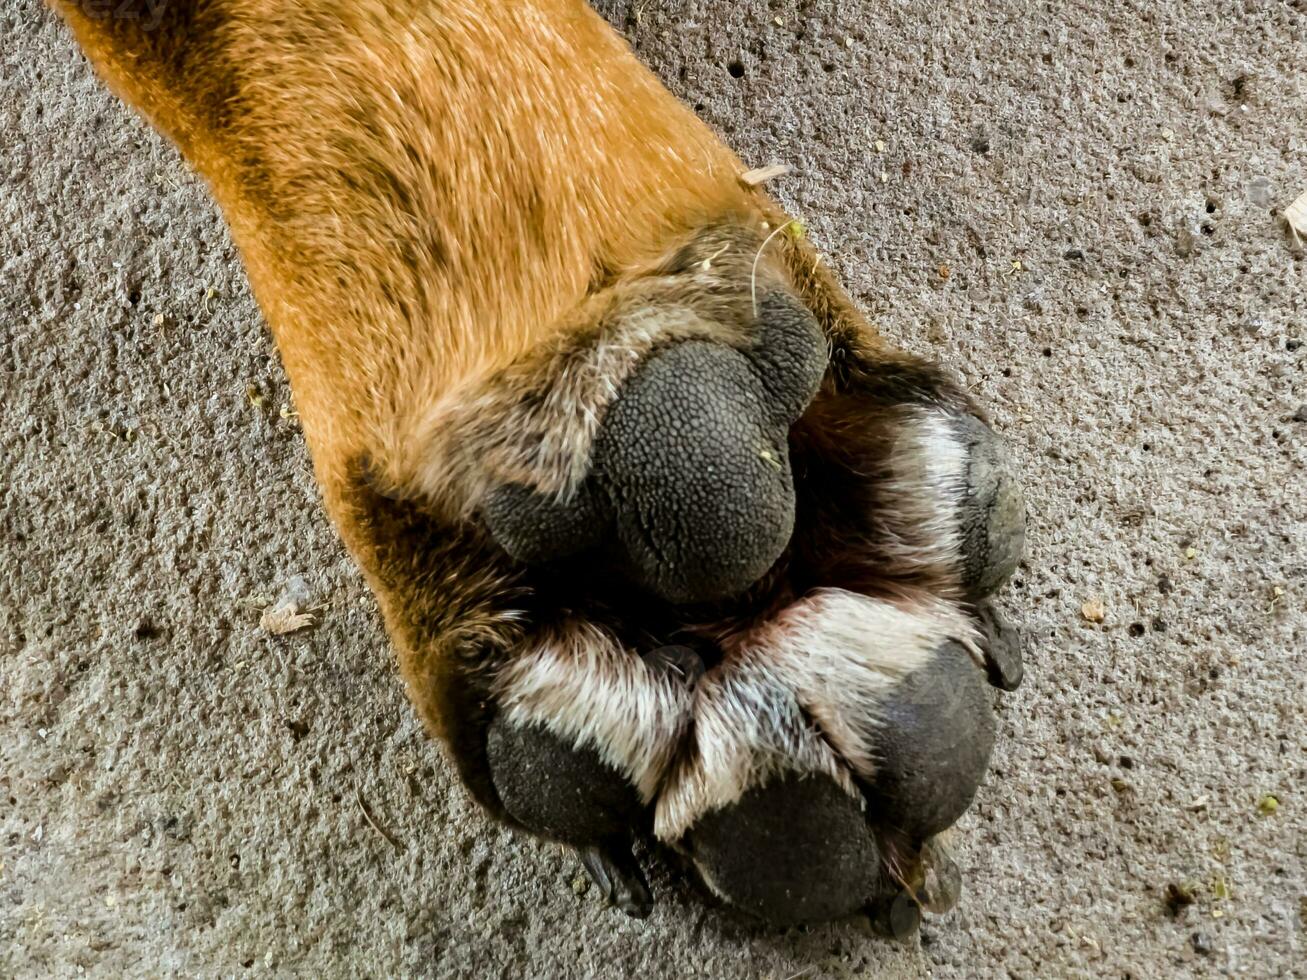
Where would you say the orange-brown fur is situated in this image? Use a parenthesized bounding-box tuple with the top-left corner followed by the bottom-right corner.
(47, 0, 920, 814)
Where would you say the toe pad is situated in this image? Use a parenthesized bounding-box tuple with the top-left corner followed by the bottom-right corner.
(951, 414, 1026, 599)
(486, 719, 644, 846)
(687, 773, 880, 926)
(860, 639, 996, 840)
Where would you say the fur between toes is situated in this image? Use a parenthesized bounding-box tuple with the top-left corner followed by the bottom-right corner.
(884, 407, 1026, 599)
(491, 622, 694, 804)
(655, 589, 983, 842)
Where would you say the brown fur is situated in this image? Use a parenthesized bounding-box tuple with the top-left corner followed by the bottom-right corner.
(47, 0, 955, 822)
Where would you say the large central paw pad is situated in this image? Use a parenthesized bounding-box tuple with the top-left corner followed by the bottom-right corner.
(483, 293, 827, 603)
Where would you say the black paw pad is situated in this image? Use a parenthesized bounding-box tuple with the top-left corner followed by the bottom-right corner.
(686, 773, 880, 926)
(483, 293, 827, 604)
(952, 415, 1026, 600)
(481, 482, 606, 566)
(485, 719, 644, 847)
(860, 640, 995, 841)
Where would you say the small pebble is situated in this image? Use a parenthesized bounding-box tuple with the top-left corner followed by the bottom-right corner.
(1081, 598, 1106, 623)
(1246, 177, 1274, 209)
(1190, 932, 1213, 956)
(1175, 226, 1195, 257)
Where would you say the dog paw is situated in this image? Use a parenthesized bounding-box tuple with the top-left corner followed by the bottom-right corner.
(418, 221, 1029, 928)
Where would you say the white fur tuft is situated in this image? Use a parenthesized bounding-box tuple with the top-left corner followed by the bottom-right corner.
(492, 623, 694, 803)
(655, 589, 978, 841)
(877, 406, 969, 580)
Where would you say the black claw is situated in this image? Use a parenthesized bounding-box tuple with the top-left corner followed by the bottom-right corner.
(975, 602, 1025, 692)
(578, 842, 653, 918)
(867, 889, 922, 942)
(642, 644, 706, 687)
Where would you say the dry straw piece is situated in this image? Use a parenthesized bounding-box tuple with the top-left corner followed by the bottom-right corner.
(1284, 188, 1307, 245)
(739, 163, 792, 188)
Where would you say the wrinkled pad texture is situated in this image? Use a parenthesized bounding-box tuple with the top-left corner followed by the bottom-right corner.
(484, 294, 827, 603)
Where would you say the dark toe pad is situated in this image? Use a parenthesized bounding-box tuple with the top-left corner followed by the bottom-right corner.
(686, 773, 880, 926)
(486, 719, 644, 847)
(952, 414, 1026, 600)
(860, 640, 996, 841)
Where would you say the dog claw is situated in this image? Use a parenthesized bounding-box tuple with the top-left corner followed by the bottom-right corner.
(974, 602, 1025, 692)
(868, 889, 922, 942)
(578, 842, 653, 918)
(911, 838, 963, 913)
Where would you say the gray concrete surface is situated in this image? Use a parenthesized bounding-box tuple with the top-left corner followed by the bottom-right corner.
(3, 0, 1305, 976)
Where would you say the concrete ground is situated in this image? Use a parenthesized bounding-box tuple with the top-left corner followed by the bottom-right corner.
(3, 0, 1305, 976)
